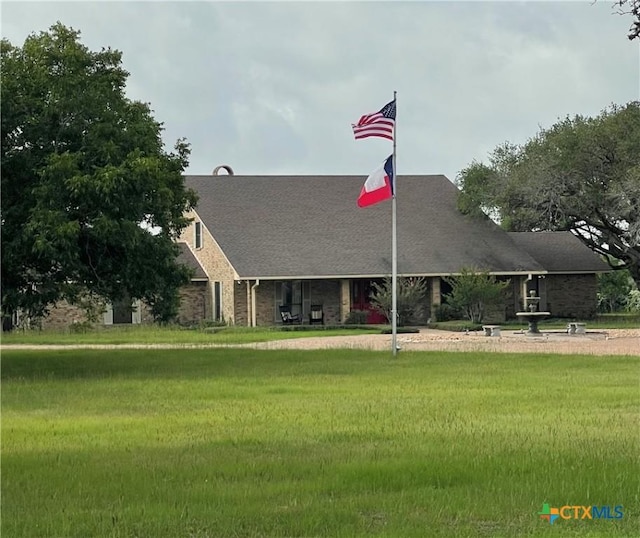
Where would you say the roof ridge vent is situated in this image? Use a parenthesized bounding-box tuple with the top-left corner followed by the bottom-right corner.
(212, 165, 234, 176)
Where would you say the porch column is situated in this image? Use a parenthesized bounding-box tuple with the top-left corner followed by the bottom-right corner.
(340, 279, 350, 323)
(430, 277, 441, 307)
(521, 276, 531, 310)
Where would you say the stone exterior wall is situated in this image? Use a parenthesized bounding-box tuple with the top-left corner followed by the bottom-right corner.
(544, 274, 598, 319)
(179, 211, 237, 323)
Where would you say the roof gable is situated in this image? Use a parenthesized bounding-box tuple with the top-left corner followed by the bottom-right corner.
(185, 174, 545, 278)
(176, 242, 208, 280)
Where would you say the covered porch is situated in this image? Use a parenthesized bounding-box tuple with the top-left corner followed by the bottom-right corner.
(236, 277, 442, 327)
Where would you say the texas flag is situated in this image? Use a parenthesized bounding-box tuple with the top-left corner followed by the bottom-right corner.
(357, 155, 394, 208)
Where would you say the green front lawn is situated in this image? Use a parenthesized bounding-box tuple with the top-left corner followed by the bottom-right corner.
(0, 324, 380, 345)
(2, 348, 638, 537)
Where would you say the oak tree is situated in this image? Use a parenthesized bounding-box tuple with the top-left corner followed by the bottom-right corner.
(456, 101, 640, 288)
(1, 24, 198, 325)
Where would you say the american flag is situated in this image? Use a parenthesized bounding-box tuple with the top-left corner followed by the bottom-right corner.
(352, 99, 396, 141)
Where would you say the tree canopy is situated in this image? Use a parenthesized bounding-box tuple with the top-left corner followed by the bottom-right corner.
(613, 0, 640, 40)
(1, 23, 198, 324)
(456, 101, 640, 288)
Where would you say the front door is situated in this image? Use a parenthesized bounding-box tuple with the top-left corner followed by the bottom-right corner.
(351, 279, 387, 324)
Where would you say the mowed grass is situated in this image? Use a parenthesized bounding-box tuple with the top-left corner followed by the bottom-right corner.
(2, 349, 638, 537)
(0, 324, 379, 345)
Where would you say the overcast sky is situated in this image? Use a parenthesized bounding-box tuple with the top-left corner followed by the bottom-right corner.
(2, 1, 639, 182)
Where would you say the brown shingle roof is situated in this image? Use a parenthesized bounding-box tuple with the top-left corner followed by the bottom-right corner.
(185, 174, 546, 279)
(176, 242, 207, 280)
(508, 232, 610, 273)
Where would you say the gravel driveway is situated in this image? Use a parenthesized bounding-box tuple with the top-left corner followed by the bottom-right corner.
(244, 328, 640, 356)
(4, 328, 637, 355)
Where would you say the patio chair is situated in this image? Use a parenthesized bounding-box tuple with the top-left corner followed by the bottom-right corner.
(279, 304, 301, 325)
(309, 304, 324, 325)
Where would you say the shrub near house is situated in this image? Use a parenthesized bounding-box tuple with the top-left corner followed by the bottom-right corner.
(444, 269, 510, 324)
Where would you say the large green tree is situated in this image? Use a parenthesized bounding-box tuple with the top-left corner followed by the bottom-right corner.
(457, 102, 640, 288)
(1, 24, 198, 325)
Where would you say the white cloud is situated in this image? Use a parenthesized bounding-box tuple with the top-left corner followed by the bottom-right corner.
(1, 0, 638, 181)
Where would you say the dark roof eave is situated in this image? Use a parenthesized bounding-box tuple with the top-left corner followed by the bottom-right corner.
(233, 270, 548, 281)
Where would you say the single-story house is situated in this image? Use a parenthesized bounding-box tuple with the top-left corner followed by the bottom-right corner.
(36, 169, 609, 329)
(172, 170, 610, 326)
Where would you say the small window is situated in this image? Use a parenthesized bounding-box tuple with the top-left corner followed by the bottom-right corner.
(194, 221, 203, 249)
(214, 282, 222, 321)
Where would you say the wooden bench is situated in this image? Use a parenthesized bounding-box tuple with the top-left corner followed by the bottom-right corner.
(482, 325, 501, 337)
(567, 322, 586, 335)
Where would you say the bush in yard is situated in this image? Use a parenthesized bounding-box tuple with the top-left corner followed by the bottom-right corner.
(369, 277, 429, 326)
(626, 288, 640, 313)
(344, 310, 368, 325)
(432, 302, 460, 322)
(598, 267, 634, 313)
(444, 267, 510, 324)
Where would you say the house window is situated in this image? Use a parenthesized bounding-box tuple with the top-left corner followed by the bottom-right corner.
(104, 297, 141, 325)
(194, 221, 203, 249)
(214, 281, 222, 321)
(274, 280, 309, 321)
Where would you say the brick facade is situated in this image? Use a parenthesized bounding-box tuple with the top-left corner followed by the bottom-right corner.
(39, 290, 202, 329)
(35, 270, 600, 330)
(233, 281, 250, 327)
(39, 301, 95, 330)
(176, 282, 209, 325)
(308, 280, 341, 325)
(179, 211, 237, 323)
(543, 274, 598, 319)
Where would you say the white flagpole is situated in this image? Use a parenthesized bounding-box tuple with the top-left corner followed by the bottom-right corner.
(391, 90, 398, 356)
